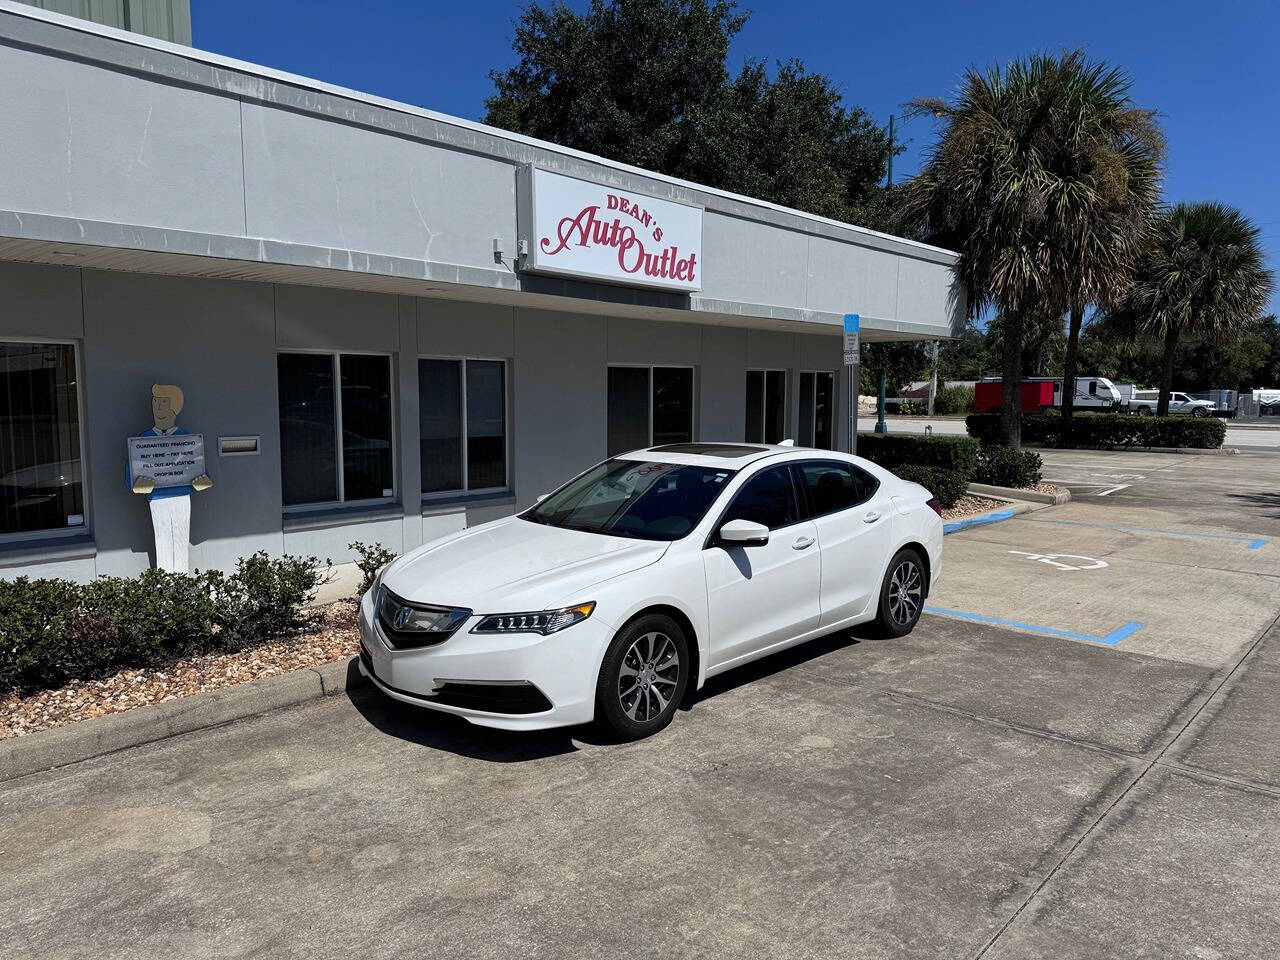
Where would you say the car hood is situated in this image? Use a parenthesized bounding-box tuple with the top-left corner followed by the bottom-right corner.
(380, 515, 668, 614)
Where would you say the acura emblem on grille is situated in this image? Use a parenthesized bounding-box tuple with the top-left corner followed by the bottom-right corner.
(392, 604, 414, 630)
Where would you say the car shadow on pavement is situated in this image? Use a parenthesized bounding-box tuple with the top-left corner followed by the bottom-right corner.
(683, 626, 871, 708)
(346, 626, 875, 758)
(346, 684, 580, 762)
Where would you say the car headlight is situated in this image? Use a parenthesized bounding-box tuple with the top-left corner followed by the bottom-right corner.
(472, 602, 596, 636)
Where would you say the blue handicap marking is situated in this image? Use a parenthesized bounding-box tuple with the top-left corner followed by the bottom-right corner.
(943, 509, 1015, 535)
(924, 605, 1145, 646)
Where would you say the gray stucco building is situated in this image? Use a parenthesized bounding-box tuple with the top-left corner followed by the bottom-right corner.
(0, 1, 963, 582)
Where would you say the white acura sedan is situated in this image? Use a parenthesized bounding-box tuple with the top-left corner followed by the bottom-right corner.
(358, 442, 943, 740)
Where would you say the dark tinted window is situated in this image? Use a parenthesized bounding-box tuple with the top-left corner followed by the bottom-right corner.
(797, 461, 878, 517)
(278, 353, 338, 506)
(0, 342, 84, 534)
(526, 459, 733, 541)
(652, 367, 693, 446)
(419, 358, 462, 493)
(340, 354, 394, 501)
(466, 359, 506, 489)
(607, 367, 650, 456)
(722, 465, 798, 530)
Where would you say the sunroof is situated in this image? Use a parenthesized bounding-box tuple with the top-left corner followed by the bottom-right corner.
(647, 443, 768, 458)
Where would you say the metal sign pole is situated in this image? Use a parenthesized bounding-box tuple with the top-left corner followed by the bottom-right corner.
(843, 314, 860, 456)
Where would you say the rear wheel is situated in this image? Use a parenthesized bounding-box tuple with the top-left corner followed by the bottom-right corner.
(1137, 405, 1152, 416)
(873, 548, 926, 638)
(595, 614, 690, 740)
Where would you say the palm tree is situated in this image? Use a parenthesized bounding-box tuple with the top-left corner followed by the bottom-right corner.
(1101, 202, 1274, 415)
(1054, 60, 1164, 421)
(898, 50, 1163, 445)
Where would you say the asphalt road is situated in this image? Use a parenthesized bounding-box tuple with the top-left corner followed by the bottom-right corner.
(883, 415, 1280, 451)
(3, 450, 1280, 959)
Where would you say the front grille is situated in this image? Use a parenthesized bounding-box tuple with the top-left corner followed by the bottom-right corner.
(375, 587, 471, 649)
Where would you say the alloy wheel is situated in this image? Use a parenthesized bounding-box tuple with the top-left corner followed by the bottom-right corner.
(888, 559, 923, 626)
(618, 631, 680, 722)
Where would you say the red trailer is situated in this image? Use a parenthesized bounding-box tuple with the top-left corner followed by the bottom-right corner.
(973, 378, 1056, 414)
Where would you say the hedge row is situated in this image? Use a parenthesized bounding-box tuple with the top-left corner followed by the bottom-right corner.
(965, 413, 1226, 449)
(973, 445, 1043, 488)
(857, 433, 980, 476)
(0, 552, 324, 695)
(858, 433, 980, 508)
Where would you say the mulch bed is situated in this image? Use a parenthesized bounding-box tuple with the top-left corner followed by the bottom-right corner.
(1, 600, 361, 742)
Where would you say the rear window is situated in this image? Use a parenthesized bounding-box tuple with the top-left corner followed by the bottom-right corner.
(796, 461, 878, 517)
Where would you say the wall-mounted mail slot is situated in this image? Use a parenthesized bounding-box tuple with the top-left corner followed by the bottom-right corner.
(218, 435, 260, 457)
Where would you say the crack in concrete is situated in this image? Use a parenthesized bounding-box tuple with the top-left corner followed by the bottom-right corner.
(967, 609, 1280, 960)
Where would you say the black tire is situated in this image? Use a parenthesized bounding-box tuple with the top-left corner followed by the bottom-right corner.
(595, 614, 690, 741)
(1192, 406, 1208, 417)
(873, 548, 927, 638)
(1137, 406, 1152, 416)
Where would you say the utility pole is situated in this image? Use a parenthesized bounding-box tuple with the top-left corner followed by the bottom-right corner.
(927, 340, 939, 416)
(887, 115, 895, 187)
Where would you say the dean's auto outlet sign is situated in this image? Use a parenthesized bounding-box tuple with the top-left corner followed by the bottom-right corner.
(522, 167, 704, 292)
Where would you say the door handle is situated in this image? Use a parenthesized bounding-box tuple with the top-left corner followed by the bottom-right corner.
(863, 510, 882, 523)
(792, 535, 816, 550)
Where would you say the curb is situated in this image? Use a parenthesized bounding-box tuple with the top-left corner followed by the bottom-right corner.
(0, 657, 367, 784)
(1025, 443, 1237, 456)
(943, 500, 1035, 535)
(967, 482, 1071, 505)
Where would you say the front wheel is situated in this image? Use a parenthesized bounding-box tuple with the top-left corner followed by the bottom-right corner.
(873, 548, 926, 638)
(1192, 407, 1208, 417)
(595, 614, 690, 740)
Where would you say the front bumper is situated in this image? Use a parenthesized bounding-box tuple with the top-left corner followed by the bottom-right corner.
(356, 588, 608, 731)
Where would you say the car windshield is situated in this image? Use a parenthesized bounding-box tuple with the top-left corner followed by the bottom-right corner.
(524, 459, 736, 541)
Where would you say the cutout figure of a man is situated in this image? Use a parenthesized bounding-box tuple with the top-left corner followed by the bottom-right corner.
(128, 384, 212, 573)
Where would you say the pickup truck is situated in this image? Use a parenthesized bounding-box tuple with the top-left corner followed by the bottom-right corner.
(1130, 390, 1215, 417)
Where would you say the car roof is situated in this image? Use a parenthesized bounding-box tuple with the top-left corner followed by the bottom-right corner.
(620, 442, 858, 470)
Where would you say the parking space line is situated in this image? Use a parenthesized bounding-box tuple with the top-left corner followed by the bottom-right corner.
(1028, 517, 1268, 550)
(924, 606, 1145, 645)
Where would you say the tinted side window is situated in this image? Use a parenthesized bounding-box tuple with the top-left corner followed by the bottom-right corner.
(722, 465, 798, 530)
(797, 461, 878, 517)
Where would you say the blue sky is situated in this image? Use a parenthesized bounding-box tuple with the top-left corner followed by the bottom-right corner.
(193, 0, 1280, 315)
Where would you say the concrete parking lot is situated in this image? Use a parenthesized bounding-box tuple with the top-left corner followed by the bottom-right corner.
(3, 449, 1279, 959)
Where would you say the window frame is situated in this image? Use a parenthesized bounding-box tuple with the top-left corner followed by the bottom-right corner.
(278, 348, 398, 514)
(418, 353, 512, 502)
(704, 459, 807, 547)
(798, 369, 837, 450)
(745, 367, 788, 444)
(0, 336, 91, 545)
(791, 458, 880, 520)
(606, 363, 697, 452)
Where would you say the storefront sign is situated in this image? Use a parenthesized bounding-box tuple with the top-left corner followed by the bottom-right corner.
(523, 167, 703, 292)
(127, 433, 206, 489)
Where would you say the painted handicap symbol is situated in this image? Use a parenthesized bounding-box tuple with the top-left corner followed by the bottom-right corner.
(1007, 550, 1108, 571)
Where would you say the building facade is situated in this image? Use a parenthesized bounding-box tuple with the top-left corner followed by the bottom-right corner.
(0, 2, 964, 582)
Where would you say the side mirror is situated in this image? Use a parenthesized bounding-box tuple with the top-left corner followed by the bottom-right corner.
(717, 518, 769, 547)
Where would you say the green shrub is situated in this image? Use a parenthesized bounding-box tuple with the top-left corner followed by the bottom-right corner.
(933, 384, 975, 416)
(858, 432, 980, 477)
(0, 552, 325, 695)
(892, 465, 968, 509)
(974, 445, 1043, 488)
(349, 541, 396, 597)
(895, 399, 926, 416)
(965, 412, 1225, 449)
